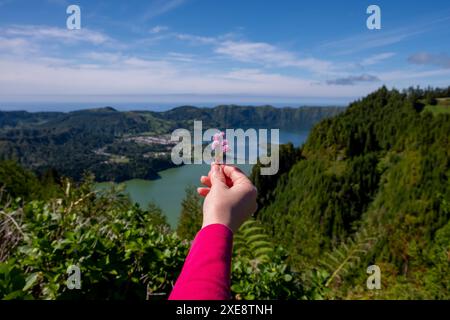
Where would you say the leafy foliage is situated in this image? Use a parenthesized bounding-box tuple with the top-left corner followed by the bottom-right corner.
(234, 219, 274, 262)
(176, 187, 203, 240)
(230, 247, 302, 300)
(0, 177, 188, 300)
(231, 220, 302, 300)
(1, 171, 306, 300)
(318, 229, 377, 288)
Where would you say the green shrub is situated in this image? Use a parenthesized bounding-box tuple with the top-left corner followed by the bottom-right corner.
(0, 179, 188, 300)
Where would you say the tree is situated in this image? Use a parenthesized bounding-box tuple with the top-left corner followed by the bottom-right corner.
(177, 187, 203, 240)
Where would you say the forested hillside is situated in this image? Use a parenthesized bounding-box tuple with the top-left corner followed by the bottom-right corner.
(251, 86, 450, 298)
(150, 105, 342, 130)
(0, 87, 449, 300)
(0, 105, 341, 182)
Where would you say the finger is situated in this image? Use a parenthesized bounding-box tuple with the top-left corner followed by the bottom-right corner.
(208, 166, 232, 187)
(200, 175, 212, 187)
(209, 163, 227, 187)
(197, 187, 210, 197)
(225, 174, 233, 187)
(222, 165, 251, 186)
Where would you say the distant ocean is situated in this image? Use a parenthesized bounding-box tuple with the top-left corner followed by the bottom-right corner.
(0, 99, 350, 113)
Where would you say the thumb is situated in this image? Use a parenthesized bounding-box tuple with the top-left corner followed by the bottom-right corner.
(210, 164, 227, 187)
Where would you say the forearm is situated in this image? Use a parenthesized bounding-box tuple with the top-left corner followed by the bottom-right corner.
(169, 223, 234, 300)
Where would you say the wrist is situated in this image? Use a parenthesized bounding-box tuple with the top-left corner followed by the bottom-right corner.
(201, 221, 234, 234)
(202, 213, 235, 233)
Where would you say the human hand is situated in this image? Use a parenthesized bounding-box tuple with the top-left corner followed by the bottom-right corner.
(197, 164, 257, 233)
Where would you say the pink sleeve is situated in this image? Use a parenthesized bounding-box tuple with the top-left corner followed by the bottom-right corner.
(169, 223, 234, 300)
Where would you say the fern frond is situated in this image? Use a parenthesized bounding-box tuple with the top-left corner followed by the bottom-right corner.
(319, 228, 378, 287)
(234, 219, 274, 262)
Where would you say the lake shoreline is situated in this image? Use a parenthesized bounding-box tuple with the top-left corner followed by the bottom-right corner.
(96, 130, 311, 227)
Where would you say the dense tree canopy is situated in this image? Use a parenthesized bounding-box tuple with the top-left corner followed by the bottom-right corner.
(251, 86, 450, 298)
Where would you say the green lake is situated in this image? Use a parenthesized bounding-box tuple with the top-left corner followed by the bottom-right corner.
(97, 130, 309, 227)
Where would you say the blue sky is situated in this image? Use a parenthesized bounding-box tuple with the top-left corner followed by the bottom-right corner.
(0, 0, 449, 108)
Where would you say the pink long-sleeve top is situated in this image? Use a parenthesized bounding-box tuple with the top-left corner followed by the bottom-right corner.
(169, 223, 234, 300)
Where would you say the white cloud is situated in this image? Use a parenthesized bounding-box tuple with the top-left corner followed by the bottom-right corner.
(141, 0, 187, 21)
(0, 22, 447, 104)
(175, 33, 218, 45)
(319, 28, 424, 55)
(82, 52, 123, 63)
(318, 16, 450, 56)
(215, 40, 332, 73)
(0, 37, 35, 54)
(167, 52, 196, 62)
(0, 54, 377, 99)
(361, 52, 396, 66)
(175, 33, 333, 73)
(2, 25, 111, 45)
(150, 25, 169, 34)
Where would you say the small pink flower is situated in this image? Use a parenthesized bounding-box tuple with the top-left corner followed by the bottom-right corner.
(213, 131, 229, 163)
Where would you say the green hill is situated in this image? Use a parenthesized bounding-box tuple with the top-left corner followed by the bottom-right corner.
(0, 105, 342, 182)
(251, 86, 450, 298)
(151, 105, 342, 130)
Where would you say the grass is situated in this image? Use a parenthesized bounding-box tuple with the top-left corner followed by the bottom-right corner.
(423, 98, 450, 115)
(109, 155, 130, 164)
